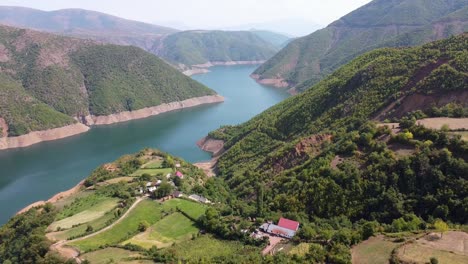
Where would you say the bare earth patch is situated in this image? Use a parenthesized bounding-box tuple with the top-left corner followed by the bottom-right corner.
(417, 118, 468, 130)
(397, 231, 468, 264)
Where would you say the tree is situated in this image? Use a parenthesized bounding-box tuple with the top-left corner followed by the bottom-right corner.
(256, 184, 264, 217)
(86, 225, 94, 232)
(153, 182, 173, 199)
(434, 219, 448, 238)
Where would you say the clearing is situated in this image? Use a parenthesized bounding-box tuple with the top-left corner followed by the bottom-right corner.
(165, 234, 260, 260)
(123, 212, 199, 248)
(80, 247, 152, 264)
(416, 118, 468, 130)
(70, 199, 160, 252)
(48, 197, 119, 231)
(397, 231, 468, 264)
(351, 235, 403, 264)
(449, 131, 468, 141)
(131, 167, 173, 177)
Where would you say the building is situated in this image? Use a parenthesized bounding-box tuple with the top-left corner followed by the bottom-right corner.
(277, 217, 300, 232)
(259, 218, 300, 239)
(175, 171, 184, 179)
(188, 194, 211, 204)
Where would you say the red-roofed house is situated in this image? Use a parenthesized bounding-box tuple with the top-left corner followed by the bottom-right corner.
(277, 217, 300, 232)
(175, 171, 184, 179)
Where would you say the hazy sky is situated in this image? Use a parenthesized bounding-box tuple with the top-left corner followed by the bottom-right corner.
(1, 0, 372, 30)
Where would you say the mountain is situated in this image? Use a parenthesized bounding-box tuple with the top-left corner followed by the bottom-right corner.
(0, 25, 216, 138)
(0, 7, 284, 72)
(151, 30, 279, 68)
(0, 6, 177, 51)
(252, 0, 468, 93)
(207, 34, 467, 225)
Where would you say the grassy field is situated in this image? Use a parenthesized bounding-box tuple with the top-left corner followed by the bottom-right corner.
(70, 200, 161, 252)
(162, 199, 206, 220)
(123, 212, 199, 248)
(165, 235, 260, 260)
(351, 235, 403, 264)
(104, 177, 134, 184)
(141, 160, 163, 169)
(48, 210, 117, 241)
(49, 198, 119, 231)
(398, 242, 468, 264)
(131, 168, 173, 177)
(53, 191, 94, 211)
(80, 247, 153, 264)
(57, 194, 117, 220)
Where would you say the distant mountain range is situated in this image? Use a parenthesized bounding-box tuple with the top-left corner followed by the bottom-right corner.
(252, 0, 468, 93)
(0, 6, 290, 71)
(151, 30, 280, 68)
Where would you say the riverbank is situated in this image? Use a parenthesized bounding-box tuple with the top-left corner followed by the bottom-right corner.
(0, 95, 224, 150)
(250, 74, 290, 88)
(0, 123, 90, 150)
(195, 136, 226, 176)
(16, 180, 85, 215)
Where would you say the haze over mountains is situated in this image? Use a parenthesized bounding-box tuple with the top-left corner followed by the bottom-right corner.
(252, 0, 468, 93)
(0, 6, 290, 71)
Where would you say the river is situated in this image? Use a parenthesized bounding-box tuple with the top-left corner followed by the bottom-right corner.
(0, 65, 289, 225)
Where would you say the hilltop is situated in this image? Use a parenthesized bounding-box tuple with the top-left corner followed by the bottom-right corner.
(0, 6, 177, 50)
(0, 25, 220, 149)
(252, 0, 468, 93)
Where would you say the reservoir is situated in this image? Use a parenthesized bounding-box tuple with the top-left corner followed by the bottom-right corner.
(0, 65, 289, 225)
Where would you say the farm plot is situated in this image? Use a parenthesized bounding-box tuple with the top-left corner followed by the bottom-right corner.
(351, 235, 402, 264)
(80, 247, 152, 264)
(123, 212, 199, 248)
(48, 197, 119, 231)
(70, 199, 161, 252)
(397, 231, 468, 264)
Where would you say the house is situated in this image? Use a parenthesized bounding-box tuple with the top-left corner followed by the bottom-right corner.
(259, 217, 300, 239)
(175, 163, 181, 168)
(188, 194, 211, 204)
(166, 173, 172, 179)
(153, 180, 162, 186)
(277, 217, 300, 232)
(175, 171, 184, 179)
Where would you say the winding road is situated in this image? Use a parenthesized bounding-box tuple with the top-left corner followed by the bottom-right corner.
(49, 197, 145, 262)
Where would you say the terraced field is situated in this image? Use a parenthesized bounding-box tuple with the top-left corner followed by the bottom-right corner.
(49, 198, 119, 231)
(70, 199, 161, 252)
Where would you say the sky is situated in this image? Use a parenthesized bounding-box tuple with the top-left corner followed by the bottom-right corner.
(0, 0, 373, 35)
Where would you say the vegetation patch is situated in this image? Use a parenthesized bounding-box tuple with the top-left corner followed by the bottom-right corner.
(164, 235, 260, 261)
(124, 212, 199, 248)
(351, 235, 403, 264)
(70, 200, 161, 252)
(80, 247, 150, 264)
(49, 198, 119, 231)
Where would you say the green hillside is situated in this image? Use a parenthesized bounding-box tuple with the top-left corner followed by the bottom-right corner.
(153, 30, 279, 66)
(253, 0, 468, 92)
(209, 34, 467, 224)
(0, 25, 215, 136)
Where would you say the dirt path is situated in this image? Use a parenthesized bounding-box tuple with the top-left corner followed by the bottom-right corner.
(50, 197, 145, 262)
(262, 235, 283, 255)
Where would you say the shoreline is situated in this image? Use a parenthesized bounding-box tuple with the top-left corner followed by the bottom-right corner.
(0, 95, 224, 150)
(16, 180, 85, 215)
(195, 136, 226, 176)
